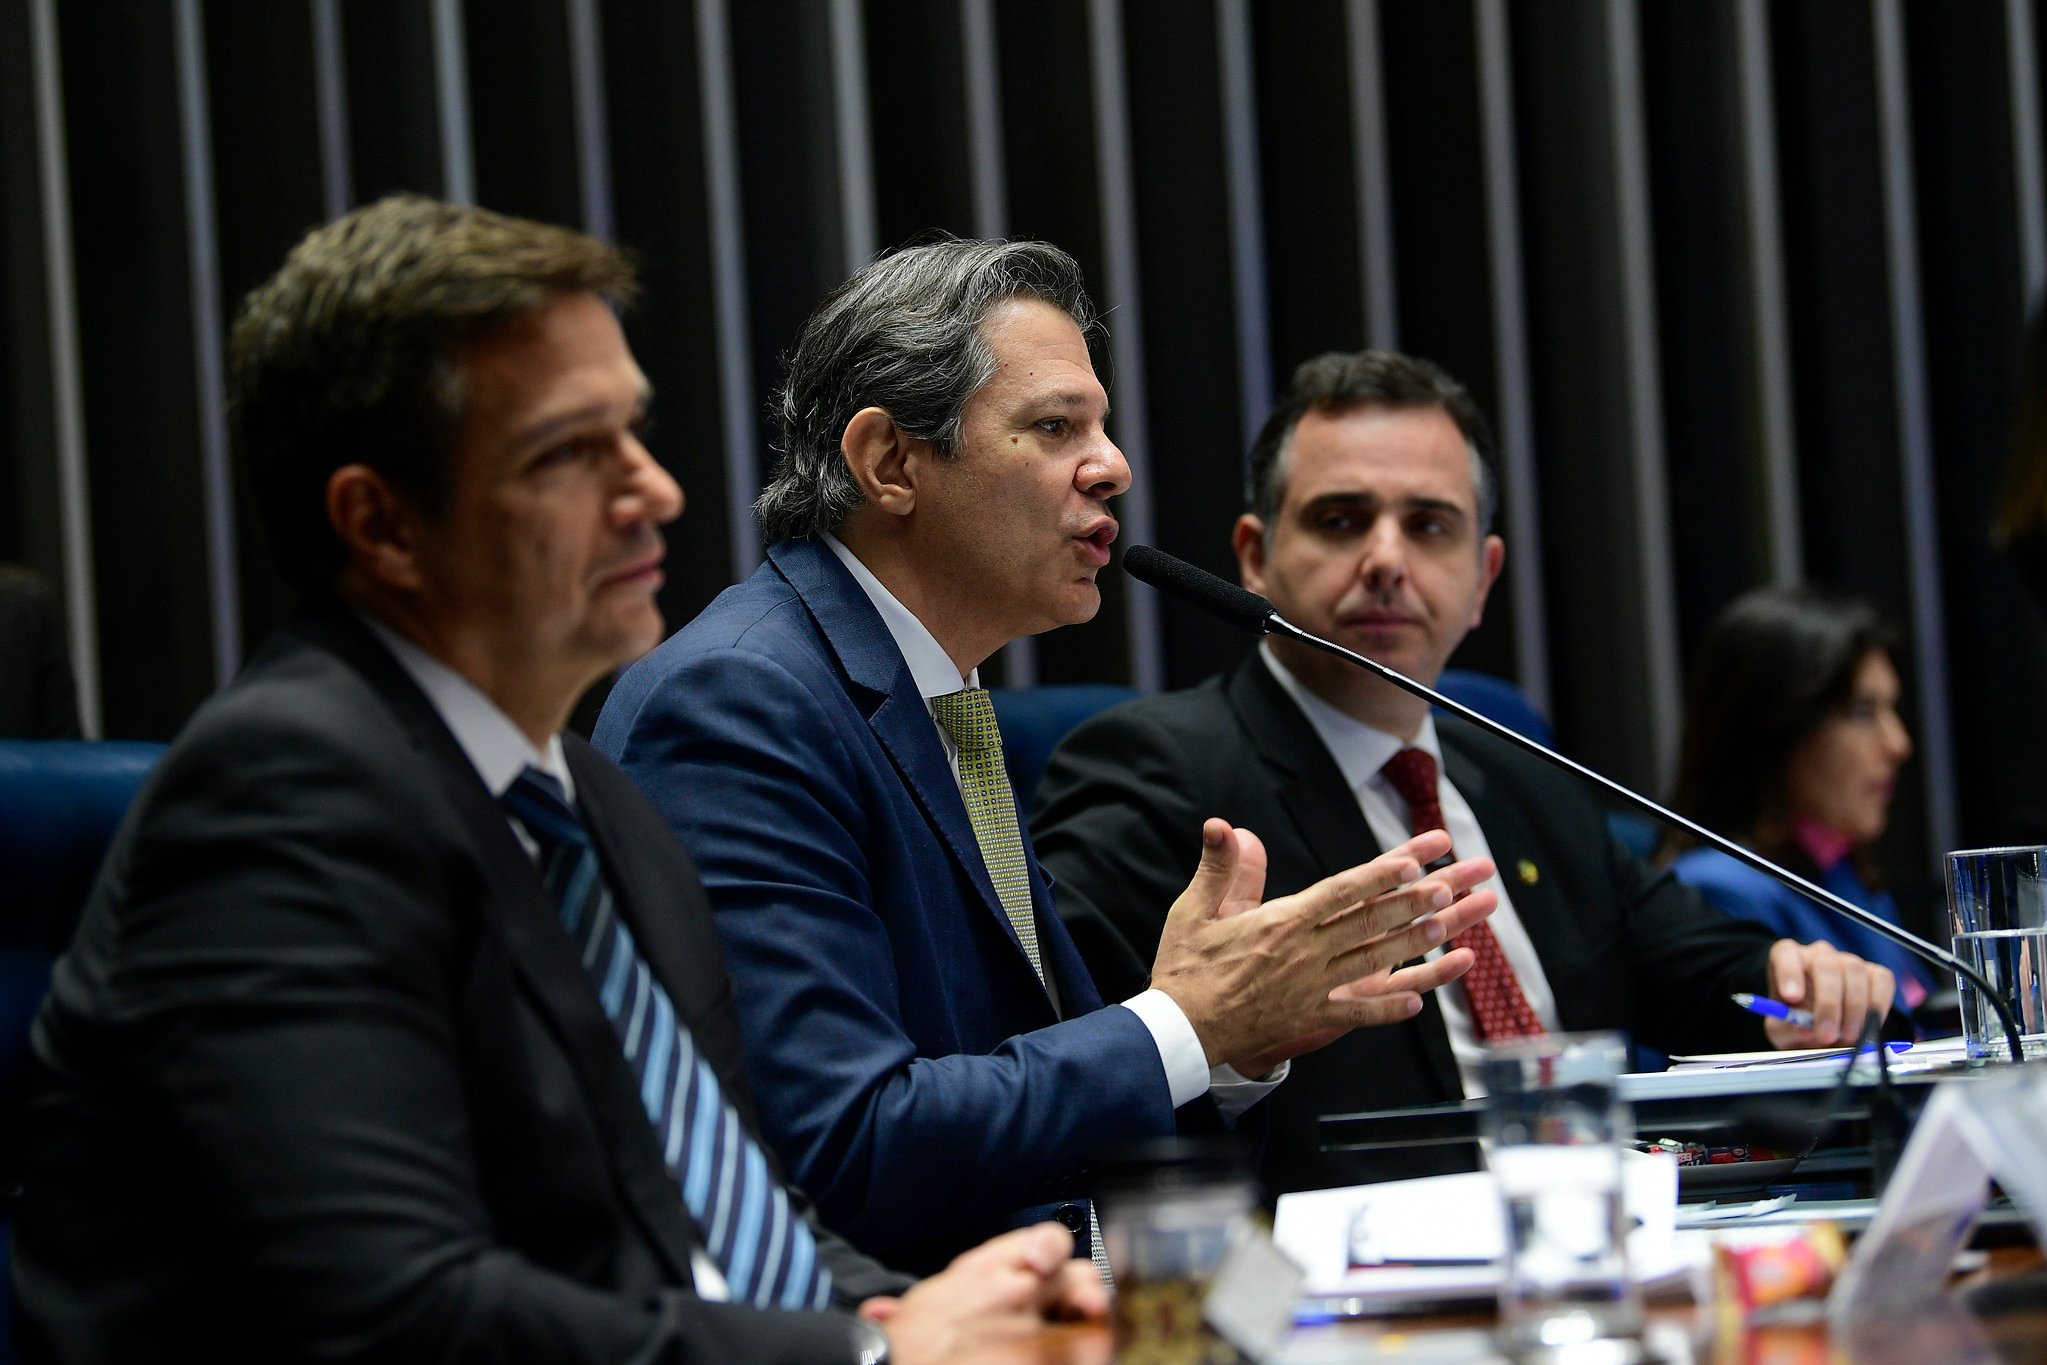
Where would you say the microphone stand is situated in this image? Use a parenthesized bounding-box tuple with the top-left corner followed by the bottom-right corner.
(1253, 610, 2030, 1064)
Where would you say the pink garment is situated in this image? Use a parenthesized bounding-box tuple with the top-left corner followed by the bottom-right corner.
(1792, 816, 1855, 875)
(1790, 817, 1925, 1009)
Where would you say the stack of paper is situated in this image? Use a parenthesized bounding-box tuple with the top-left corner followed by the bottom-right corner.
(1272, 1151, 1694, 1309)
(1616, 1038, 1970, 1101)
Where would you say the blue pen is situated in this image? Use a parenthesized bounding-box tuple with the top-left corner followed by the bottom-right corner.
(1730, 992, 1816, 1029)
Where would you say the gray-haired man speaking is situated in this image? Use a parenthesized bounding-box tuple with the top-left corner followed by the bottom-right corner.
(595, 239, 1500, 1272)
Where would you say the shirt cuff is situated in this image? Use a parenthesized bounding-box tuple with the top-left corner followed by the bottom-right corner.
(1208, 1058, 1289, 1124)
(1119, 992, 1291, 1117)
(1120, 989, 1213, 1108)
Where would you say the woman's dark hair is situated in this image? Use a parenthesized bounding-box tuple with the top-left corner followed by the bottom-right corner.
(1664, 585, 1900, 870)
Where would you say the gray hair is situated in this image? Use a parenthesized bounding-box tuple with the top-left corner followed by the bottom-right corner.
(757, 238, 1097, 542)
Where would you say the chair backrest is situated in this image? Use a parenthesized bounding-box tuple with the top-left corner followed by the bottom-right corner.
(988, 685, 1140, 808)
(0, 740, 165, 1361)
(0, 740, 166, 1209)
(0, 740, 166, 954)
(1427, 672, 1669, 870)
(1433, 668, 1555, 749)
(1605, 811, 1662, 861)
(0, 739, 166, 1361)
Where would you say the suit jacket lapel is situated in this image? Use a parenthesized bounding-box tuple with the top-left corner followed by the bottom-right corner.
(463, 779, 705, 1284)
(303, 612, 701, 1283)
(1228, 657, 1462, 1098)
(1438, 719, 1596, 1021)
(767, 540, 1052, 1000)
(569, 744, 703, 1028)
(1229, 659, 1383, 876)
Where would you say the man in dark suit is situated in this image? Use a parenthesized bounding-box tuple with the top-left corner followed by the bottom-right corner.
(15, 196, 1108, 1364)
(595, 244, 1502, 1273)
(1032, 349, 1897, 1193)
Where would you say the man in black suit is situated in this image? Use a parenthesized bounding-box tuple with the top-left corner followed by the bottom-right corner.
(1033, 349, 1896, 1193)
(15, 195, 1104, 1364)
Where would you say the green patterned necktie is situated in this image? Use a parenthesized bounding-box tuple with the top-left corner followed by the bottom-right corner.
(931, 687, 1045, 987)
(932, 687, 1115, 1287)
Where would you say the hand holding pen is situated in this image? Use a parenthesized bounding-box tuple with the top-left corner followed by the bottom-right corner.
(1758, 940, 1896, 1046)
(1731, 991, 1815, 1030)
(1731, 993, 1911, 1062)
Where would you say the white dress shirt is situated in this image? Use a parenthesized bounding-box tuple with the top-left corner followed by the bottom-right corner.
(364, 617, 731, 1299)
(823, 534, 1283, 1117)
(1260, 643, 1560, 1097)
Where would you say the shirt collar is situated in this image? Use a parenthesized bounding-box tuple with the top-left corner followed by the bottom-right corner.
(822, 532, 980, 699)
(360, 615, 573, 801)
(1258, 641, 1440, 793)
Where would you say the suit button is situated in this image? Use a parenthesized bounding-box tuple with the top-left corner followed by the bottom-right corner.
(1054, 1202, 1087, 1233)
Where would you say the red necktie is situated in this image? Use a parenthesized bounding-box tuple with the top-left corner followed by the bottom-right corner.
(1379, 747, 1545, 1040)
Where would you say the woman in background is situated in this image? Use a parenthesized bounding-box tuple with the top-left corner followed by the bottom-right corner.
(1666, 585, 1936, 1009)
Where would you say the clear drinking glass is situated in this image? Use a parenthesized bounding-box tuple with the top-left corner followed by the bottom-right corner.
(1095, 1138, 1257, 1365)
(1945, 845, 2047, 1062)
(1480, 1031, 1643, 1361)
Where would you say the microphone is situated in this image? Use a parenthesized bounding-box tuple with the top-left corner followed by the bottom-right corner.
(1124, 544, 2025, 1062)
(1124, 545, 1275, 633)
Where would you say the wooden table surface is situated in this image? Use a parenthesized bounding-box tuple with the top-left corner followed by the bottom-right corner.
(948, 1247, 2047, 1364)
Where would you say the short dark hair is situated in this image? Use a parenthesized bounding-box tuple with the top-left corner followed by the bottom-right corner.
(230, 194, 637, 597)
(1666, 584, 1900, 868)
(757, 238, 1096, 543)
(1244, 350, 1497, 534)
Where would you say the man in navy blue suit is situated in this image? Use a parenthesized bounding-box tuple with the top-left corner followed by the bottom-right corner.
(595, 240, 1501, 1273)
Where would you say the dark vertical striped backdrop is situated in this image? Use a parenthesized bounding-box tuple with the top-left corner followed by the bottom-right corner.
(4, 0, 2045, 940)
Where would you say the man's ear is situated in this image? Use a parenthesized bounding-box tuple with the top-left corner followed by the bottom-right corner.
(1468, 533, 1506, 628)
(841, 407, 922, 518)
(326, 464, 426, 593)
(1233, 514, 1269, 594)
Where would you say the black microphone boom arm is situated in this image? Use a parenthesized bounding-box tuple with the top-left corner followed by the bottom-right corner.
(1123, 544, 2026, 1062)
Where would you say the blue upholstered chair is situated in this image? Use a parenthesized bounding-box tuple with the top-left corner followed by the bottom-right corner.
(0, 740, 165, 955)
(0, 738, 166, 1357)
(1434, 667, 1556, 748)
(1433, 669, 1662, 857)
(988, 684, 1140, 808)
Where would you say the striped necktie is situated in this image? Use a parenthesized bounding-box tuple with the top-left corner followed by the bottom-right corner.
(502, 766, 832, 1310)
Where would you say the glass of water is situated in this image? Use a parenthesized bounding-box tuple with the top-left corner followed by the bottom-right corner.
(1480, 1031, 1641, 1360)
(1945, 845, 2047, 1061)
(1095, 1137, 1258, 1365)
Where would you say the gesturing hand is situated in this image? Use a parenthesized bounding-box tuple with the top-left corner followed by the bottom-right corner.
(1150, 820, 1498, 1069)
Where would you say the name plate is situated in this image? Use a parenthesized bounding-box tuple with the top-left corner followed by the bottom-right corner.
(1204, 1221, 1306, 1360)
(1830, 1067, 2047, 1326)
